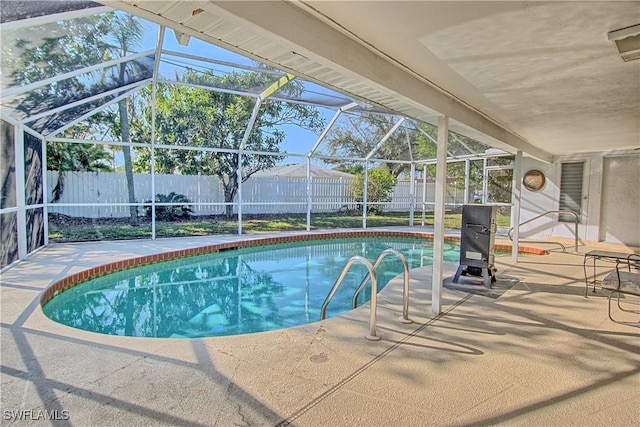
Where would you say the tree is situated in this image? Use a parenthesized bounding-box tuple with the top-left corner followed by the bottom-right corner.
(486, 157, 515, 206)
(413, 125, 493, 204)
(5, 15, 114, 124)
(7, 13, 115, 202)
(47, 142, 112, 202)
(107, 13, 145, 226)
(333, 163, 364, 175)
(324, 117, 490, 190)
(352, 164, 397, 214)
(322, 113, 413, 176)
(134, 69, 325, 217)
(7, 12, 146, 224)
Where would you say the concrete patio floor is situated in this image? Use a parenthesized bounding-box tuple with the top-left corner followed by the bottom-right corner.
(1, 229, 638, 426)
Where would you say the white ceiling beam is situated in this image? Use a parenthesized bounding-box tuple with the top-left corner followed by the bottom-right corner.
(162, 50, 283, 76)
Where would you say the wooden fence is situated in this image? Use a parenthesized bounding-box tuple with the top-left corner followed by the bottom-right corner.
(46, 171, 465, 218)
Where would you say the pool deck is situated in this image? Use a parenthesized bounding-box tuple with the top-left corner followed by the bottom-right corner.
(1, 228, 638, 426)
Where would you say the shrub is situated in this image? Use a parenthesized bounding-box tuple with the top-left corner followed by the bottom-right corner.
(352, 165, 397, 214)
(145, 192, 193, 221)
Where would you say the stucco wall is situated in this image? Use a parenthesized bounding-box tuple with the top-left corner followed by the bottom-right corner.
(518, 151, 639, 247)
(599, 154, 640, 246)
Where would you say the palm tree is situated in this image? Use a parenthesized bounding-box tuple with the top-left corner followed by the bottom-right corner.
(48, 142, 112, 202)
(108, 13, 145, 226)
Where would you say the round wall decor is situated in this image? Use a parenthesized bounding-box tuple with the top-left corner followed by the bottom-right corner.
(523, 169, 546, 192)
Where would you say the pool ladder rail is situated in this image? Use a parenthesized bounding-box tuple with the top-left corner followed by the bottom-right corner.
(320, 248, 413, 341)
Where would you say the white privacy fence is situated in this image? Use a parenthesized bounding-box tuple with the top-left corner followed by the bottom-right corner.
(47, 171, 465, 218)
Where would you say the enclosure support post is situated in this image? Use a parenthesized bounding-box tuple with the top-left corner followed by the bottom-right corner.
(15, 124, 27, 259)
(409, 162, 416, 227)
(482, 158, 488, 204)
(406, 128, 415, 227)
(511, 150, 523, 261)
(42, 137, 49, 246)
(237, 152, 244, 235)
(422, 164, 427, 226)
(464, 159, 471, 205)
(362, 161, 368, 229)
(150, 26, 165, 240)
(306, 157, 311, 231)
(432, 115, 449, 315)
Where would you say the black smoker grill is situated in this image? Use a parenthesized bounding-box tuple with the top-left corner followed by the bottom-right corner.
(453, 205, 498, 288)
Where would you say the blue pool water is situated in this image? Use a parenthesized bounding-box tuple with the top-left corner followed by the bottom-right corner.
(43, 237, 460, 338)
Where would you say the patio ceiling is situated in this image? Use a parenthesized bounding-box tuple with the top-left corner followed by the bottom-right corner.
(101, 1, 640, 162)
(0, 0, 505, 165)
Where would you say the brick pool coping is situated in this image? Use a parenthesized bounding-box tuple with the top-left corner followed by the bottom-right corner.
(40, 231, 548, 306)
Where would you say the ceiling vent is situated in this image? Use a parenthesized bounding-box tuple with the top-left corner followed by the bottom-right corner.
(608, 24, 640, 62)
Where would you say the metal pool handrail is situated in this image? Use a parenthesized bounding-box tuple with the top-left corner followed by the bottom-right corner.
(320, 256, 381, 341)
(508, 210, 579, 253)
(352, 249, 412, 325)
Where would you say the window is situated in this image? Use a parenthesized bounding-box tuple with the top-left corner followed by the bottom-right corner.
(559, 162, 584, 222)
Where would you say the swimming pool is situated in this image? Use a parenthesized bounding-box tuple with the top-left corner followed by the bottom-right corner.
(43, 235, 461, 338)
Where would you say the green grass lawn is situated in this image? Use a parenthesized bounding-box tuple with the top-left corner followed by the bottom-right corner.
(48, 211, 511, 242)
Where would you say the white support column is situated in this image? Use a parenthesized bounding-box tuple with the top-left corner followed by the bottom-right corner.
(482, 158, 488, 204)
(409, 162, 416, 227)
(464, 159, 471, 205)
(362, 161, 368, 229)
(237, 151, 244, 235)
(42, 137, 49, 246)
(150, 26, 165, 240)
(306, 157, 312, 231)
(511, 150, 523, 261)
(406, 128, 415, 227)
(432, 115, 449, 315)
(422, 164, 427, 226)
(15, 125, 27, 259)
